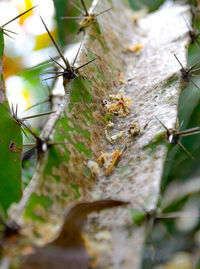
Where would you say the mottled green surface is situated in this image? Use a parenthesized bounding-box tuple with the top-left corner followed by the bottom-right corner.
(7, 2, 192, 269)
(24, 193, 52, 221)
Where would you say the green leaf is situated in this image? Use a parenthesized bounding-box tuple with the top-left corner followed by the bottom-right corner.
(0, 105, 23, 212)
(128, 0, 164, 12)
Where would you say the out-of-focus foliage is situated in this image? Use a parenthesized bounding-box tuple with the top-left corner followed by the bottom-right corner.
(53, 0, 68, 46)
(141, 3, 200, 268)
(128, 0, 165, 12)
(53, 0, 93, 45)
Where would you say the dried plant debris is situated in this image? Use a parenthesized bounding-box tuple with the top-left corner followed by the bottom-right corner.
(62, 0, 112, 34)
(21, 200, 128, 269)
(105, 130, 124, 144)
(40, 16, 96, 86)
(128, 122, 140, 137)
(119, 72, 126, 85)
(98, 149, 123, 176)
(125, 43, 144, 53)
(102, 89, 132, 117)
(87, 160, 100, 176)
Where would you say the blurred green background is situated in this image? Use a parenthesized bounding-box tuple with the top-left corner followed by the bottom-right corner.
(128, 1, 200, 268)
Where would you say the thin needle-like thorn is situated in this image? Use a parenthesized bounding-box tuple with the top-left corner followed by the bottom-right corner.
(158, 212, 199, 219)
(190, 78, 200, 91)
(179, 120, 184, 130)
(21, 121, 40, 140)
(72, 43, 82, 65)
(45, 82, 51, 94)
(25, 99, 50, 111)
(11, 104, 14, 116)
(45, 71, 64, 74)
(40, 16, 71, 70)
(23, 143, 37, 147)
(190, 73, 200, 77)
(21, 127, 30, 140)
(179, 130, 200, 137)
(147, 218, 156, 261)
(154, 116, 168, 131)
(16, 104, 18, 117)
(188, 61, 200, 72)
(43, 74, 63, 81)
(61, 16, 83, 20)
(2, 6, 36, 27)
(48, 141, 69, 146)
(22, 111, 55, 120)
(49, 56, 65, 70)
(23, 145, 37, 154)
(176, 126, 200, 136)
(177, 141, 194, 159)
(3, 31, 14, 39)
(70, 1, 85, 14)
(182, 14, 192, 31)
(75, 57, 96, 71)
(190, 66, 200, 73)
(80, 0, 89, 16)
(174, 54, 184, 69)
(3, 29, 18, 35)
(95, 7, 112, 17)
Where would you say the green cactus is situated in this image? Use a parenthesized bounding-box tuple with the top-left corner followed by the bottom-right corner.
(0, 1, 199, 269)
